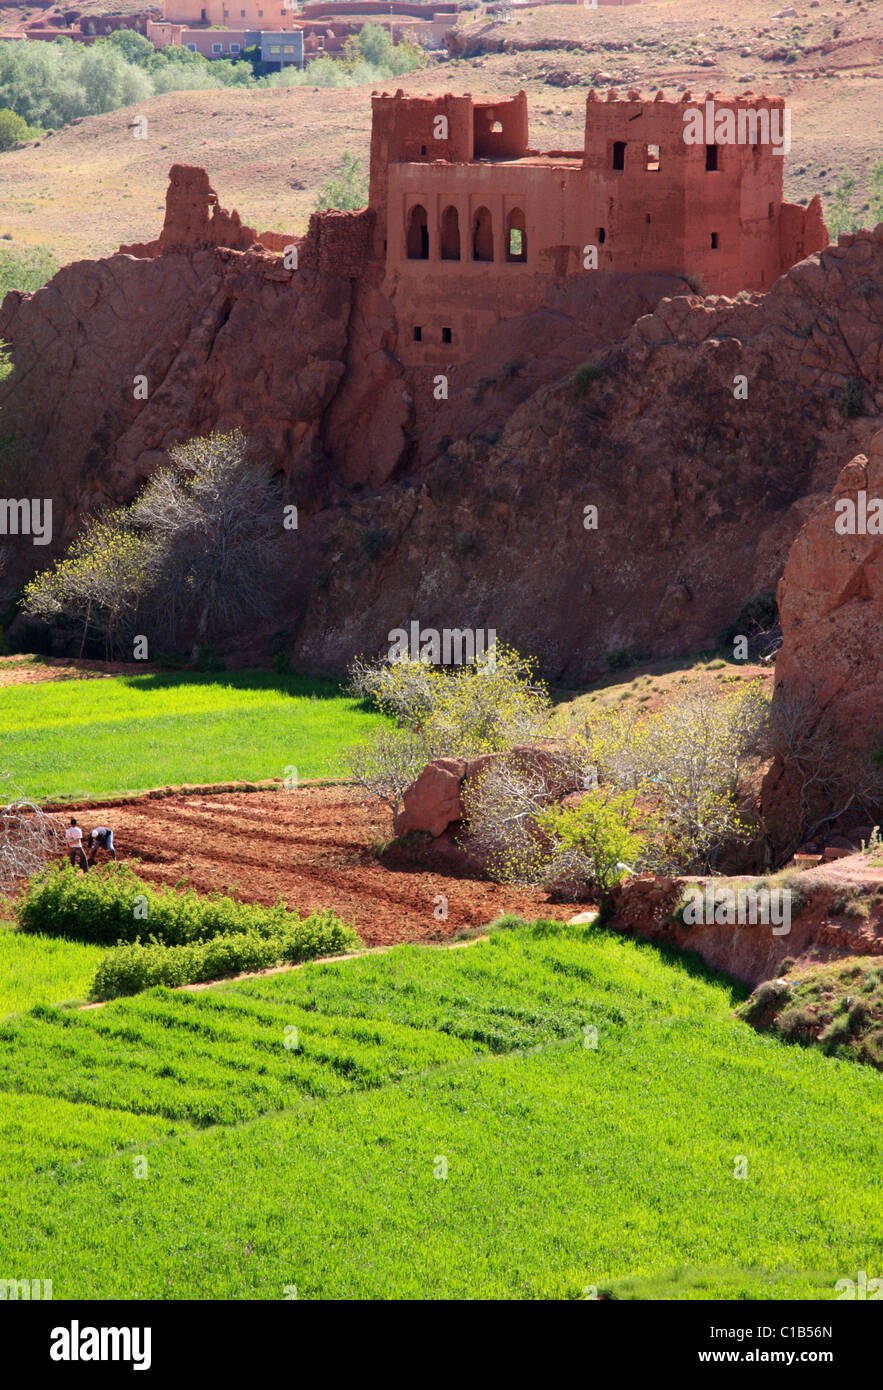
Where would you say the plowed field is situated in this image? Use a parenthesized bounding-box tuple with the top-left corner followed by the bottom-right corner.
(83, 786, 584, 946)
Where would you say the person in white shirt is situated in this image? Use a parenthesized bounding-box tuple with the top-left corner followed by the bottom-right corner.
(65, 818, 88, 873)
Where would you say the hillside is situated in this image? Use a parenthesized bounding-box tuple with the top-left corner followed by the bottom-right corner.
(0, 0, 880, 263)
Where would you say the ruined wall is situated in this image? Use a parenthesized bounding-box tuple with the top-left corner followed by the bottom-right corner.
(299, 208, 375, 277)
(119, 164, 301, 262)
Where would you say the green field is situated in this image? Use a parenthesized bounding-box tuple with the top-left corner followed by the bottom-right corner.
(0, 923, 103, 1020)
(0, 670, 387, 799)
(1, 921, 880, 1299)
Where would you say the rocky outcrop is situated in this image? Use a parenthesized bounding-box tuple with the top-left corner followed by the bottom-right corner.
(762, 428, 883, 846)
(607, 869, 883, 987)
(119, 164, 294, 259)
(293, 227, 883, 682)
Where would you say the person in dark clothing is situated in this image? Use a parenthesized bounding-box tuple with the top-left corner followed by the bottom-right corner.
(87, 826, 117, 866)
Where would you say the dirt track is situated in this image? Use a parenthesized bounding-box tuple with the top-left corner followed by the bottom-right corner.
(89, 786, 583, 947)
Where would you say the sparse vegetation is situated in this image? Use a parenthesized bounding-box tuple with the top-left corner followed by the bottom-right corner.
(313, 151, 368, 213)
(571, 361, 604, 399)
(739, 957, 883, 1068)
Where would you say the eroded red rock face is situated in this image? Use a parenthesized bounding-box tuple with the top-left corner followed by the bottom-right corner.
(0, 160, 881, 681)
(762, 429, 883, 845)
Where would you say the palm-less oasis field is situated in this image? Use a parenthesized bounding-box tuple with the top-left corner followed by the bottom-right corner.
(0, 0, 881, 1349)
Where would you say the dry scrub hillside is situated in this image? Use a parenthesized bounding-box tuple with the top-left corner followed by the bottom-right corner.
(0, 0, 880, 263)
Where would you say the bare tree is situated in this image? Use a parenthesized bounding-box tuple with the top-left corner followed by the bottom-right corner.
(0, 782, 59, 896)
(764, 687, 883, 855)
(461, 747, 584, 884)
(346, 729, 429, 829)
(132, 430, 288, 646)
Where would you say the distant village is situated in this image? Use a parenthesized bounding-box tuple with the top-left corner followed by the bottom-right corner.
(0, 0, 462, 69)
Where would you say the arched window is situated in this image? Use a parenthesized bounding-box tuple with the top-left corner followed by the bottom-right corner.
(440, 205, 460, 261)
(506, 208, 527, 263)
(406, 204, 429, 260)
(472, 206, 493, 262)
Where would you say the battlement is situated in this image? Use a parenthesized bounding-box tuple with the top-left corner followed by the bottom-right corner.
(369, 88, 826, 364)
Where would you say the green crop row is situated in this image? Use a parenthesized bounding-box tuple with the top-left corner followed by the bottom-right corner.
(91, 914, 361, 999)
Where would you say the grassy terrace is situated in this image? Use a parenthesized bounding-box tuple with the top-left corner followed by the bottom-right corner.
(1, 921, 880, 1299)
(0, 670, 387, 800)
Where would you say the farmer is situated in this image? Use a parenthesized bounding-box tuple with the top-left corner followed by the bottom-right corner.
(87, 825, 117, 866)
(65, 817, 88, 873)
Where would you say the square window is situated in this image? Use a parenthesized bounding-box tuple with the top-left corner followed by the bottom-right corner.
(413, 326, 422, 342)
(442, 327, 452, 344)
(230, 43, 240, 52)
(211, 42, 222, 52)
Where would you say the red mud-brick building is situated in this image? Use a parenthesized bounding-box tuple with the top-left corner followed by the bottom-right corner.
(120, 88, 827, 370)
(371, 89, 826, 364)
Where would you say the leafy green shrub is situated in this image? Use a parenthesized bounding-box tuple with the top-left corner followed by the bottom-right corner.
(537, 793, 644, 907)
(717, 591, 778, 648)
(16, 862, 354, 952)
(605, 648, 632, 671)
(92, 911, 360, 999)
(0, 106, 39, 150)
(313, 151, 368, 212)
(195, 645, 226, 672)
(0, 244, 57, 298)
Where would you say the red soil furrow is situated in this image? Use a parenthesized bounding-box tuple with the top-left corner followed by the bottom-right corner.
(75, 786, 581, 948)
